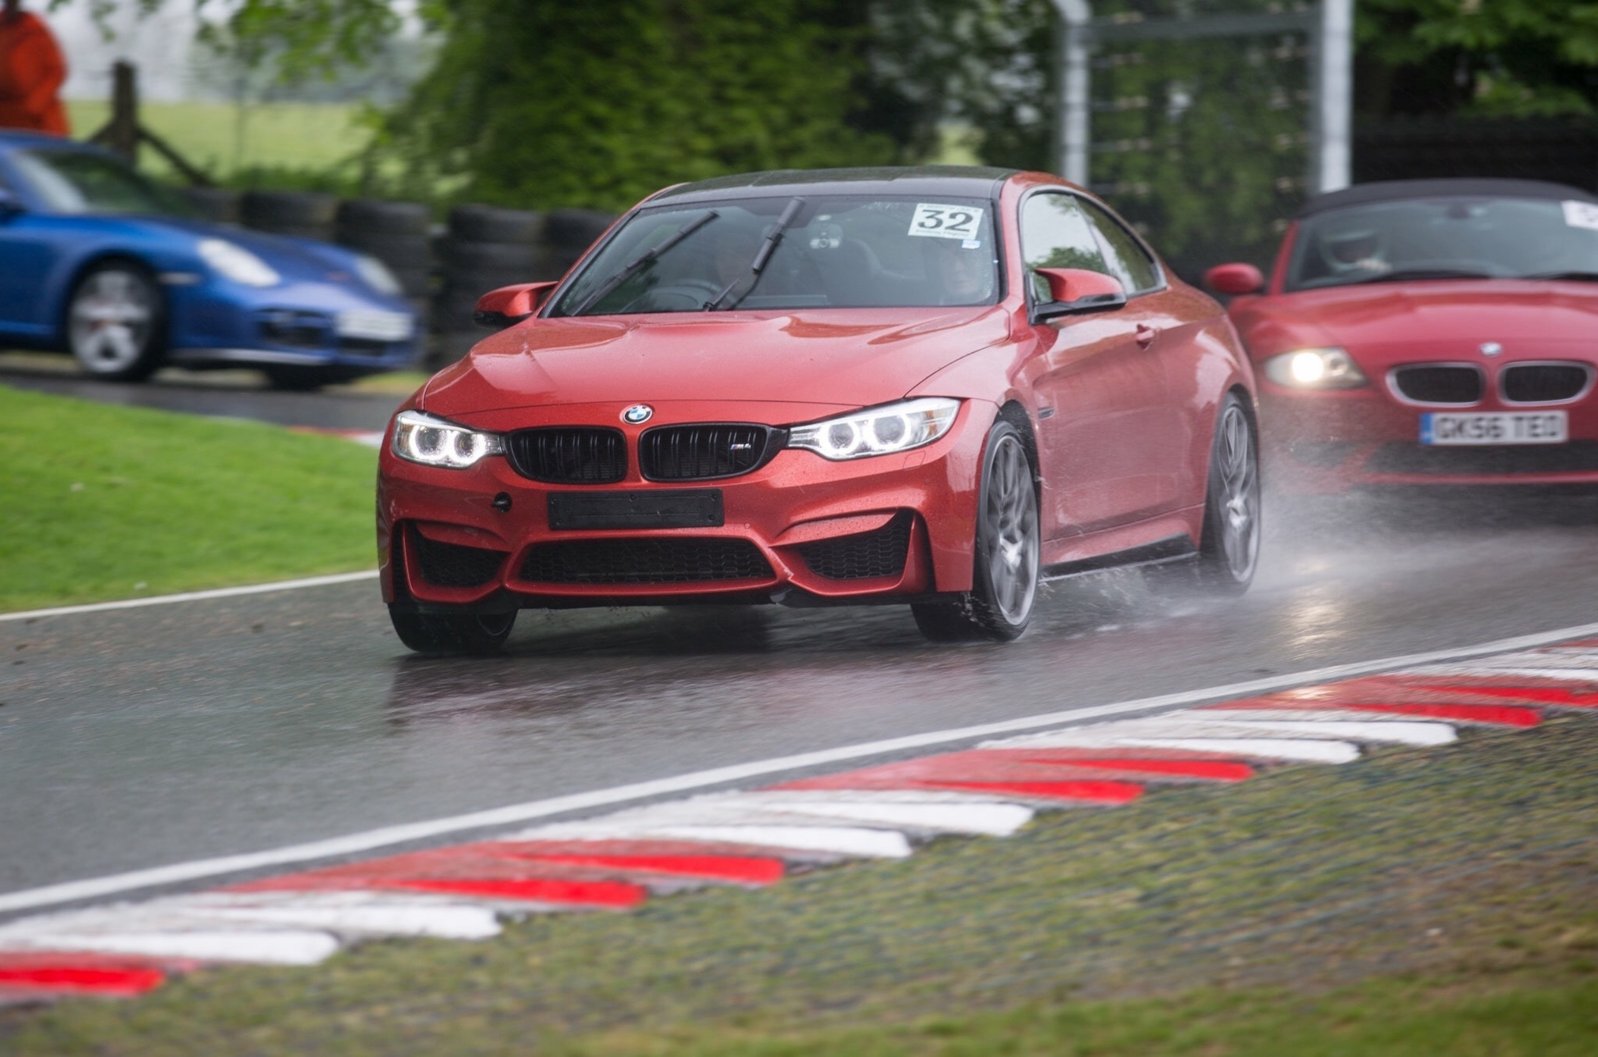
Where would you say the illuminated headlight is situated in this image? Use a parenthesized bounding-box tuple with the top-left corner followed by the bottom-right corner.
(197, 238, 279, 287)
(788, 397, 961, 460)
(354, 253, 403, 296)
(1263, 347, 1367, 389)
(391, 409, 504, 469)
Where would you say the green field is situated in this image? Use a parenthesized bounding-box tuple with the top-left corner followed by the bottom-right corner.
(0, 382, 381, 613)
(65, 98, 373, 185)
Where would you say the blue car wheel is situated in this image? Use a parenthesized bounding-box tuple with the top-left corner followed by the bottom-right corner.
(67, 261, 166, 381)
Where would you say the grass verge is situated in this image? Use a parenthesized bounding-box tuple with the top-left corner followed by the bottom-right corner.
(3, 710, 1596, 1055)
(0, 384, 379, 613)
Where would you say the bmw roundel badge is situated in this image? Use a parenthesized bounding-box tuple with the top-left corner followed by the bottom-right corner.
(621, 404, 654, 424)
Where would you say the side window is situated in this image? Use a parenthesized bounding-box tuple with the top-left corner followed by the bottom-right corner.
(1078, 198, 1162, 294)
(1019, 192, 1108, 302)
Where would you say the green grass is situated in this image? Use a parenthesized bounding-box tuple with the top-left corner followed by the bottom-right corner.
(0, 383, 380, 612)
(4, 713, 1595, 1055)
(65, 99, 373, 185)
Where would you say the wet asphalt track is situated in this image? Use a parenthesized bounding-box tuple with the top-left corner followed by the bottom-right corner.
(3, 360, 1596, 918)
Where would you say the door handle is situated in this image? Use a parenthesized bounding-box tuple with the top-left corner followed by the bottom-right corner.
(1136, 324, 1158, 349)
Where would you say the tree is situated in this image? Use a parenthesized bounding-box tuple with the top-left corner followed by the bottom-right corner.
(54, 0, 417, 85)
(365, 0, 896, 211)
(1355, 0, 1598, 118)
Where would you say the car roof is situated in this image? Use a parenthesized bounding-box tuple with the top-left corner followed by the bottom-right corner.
(1298, 177, 1598, 218)
(647, 165, 1019, 206)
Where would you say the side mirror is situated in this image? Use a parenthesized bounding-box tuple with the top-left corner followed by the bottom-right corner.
(1031, 267, 1126, 323)
(1204, 263, 1264, 296)
(474, 281, 558, 329)
(0, 187, 24, 219)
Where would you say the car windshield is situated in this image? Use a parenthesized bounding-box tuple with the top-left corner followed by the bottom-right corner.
(548, 193, 999, 315)
(10, 148, 191, 216)
(1285, 194, 1598, 291)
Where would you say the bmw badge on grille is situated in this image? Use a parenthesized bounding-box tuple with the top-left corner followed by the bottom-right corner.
(621, 404, 654, 424)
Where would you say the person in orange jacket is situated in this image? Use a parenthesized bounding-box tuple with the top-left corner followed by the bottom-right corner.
(0, 0, 69, 135)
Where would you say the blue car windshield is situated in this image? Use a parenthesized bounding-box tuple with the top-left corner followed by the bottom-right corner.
(548, 193, 999, 315)
(11, 148, 190, 216)
(1287, 195, 1598, 291)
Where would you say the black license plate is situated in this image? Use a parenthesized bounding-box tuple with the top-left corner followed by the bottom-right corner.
(548, 489, 724, 530)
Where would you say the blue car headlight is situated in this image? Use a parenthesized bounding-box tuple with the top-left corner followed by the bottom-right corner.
(392, 410, 504, 469)
(354, 254, 403, 296)
(788, 397, 961, 460)
(198, 238, 280, 287)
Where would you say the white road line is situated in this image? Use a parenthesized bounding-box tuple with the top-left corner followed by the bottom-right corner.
(4, 618, 1598, 917)
(0, 570, 379, 623)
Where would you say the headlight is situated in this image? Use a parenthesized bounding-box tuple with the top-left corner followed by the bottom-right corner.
(197, 238, 279, 287)
(354, 253, 403, 296)
(788, 397, 961, 460)
(1263, 347, 1367, 389)
(391, 410, 504, 469)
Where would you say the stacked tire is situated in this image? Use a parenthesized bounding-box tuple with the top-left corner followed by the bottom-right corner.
(433, 204, 554, 365)
(543, 207, 617, 276)
(334, 198, 436, 352)
(238, 190, 339, 242)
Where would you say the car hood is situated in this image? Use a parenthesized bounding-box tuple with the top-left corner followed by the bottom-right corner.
(417, 307, 1010, 418)
(1238, 280, 1598, 358)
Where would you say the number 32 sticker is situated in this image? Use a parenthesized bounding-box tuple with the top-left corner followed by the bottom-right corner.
(908, 203, 983, 240)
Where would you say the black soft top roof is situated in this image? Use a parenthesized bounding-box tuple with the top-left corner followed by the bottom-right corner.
(1298, 177, 1598, 218)
(649, 166, 1017, 206)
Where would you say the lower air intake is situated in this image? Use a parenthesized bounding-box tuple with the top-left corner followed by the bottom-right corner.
(520, 538, 774, 584)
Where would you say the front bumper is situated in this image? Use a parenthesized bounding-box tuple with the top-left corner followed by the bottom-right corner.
(377, 401, 994, 611)
(1260, 387, 1598, 493)
(164, 278, 419, 371)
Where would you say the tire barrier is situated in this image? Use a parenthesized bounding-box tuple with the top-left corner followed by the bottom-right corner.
(223, 192, 618, 368)
(238, 190, 339, 243)
(432, 204, 561, 367)
(333, 199, 436, 349)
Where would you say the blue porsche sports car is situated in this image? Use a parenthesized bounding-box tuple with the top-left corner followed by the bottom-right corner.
(0, 131, 419, 388)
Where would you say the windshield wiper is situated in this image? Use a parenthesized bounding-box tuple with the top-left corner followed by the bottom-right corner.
(570, 211, 719, 315)
(706, 197, 805, 311)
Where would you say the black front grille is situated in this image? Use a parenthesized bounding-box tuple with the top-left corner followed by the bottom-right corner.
(412, 531, 507, 587)
(1501, 364, 1590, 403)
(1392, 365, 1483, 404)
(506, 428, 626, 483)
(797, 513, 912, 580)
(641, 424, 780, 481)
(1366, 441, 1598, 475)
(520, 538, 775, 584)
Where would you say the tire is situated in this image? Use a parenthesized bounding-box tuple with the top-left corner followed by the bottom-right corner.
(544, 207, 616, 251)
(446, 204, 545, 244)
(1190, 393, 1261, 594)
(389, 606, 517, 655)
(912, 419, 1040, 642)
(66, 261, 166, 381)
(335, 198, 431, 237)
(240, 190, 338, 237)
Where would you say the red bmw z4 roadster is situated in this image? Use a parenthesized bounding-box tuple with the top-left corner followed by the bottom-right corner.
(377, 167, 1261, 653)
(1207, 178, 1598, 496)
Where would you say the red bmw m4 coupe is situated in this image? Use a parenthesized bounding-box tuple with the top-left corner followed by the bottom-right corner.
(377, 167, 1260, 653)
